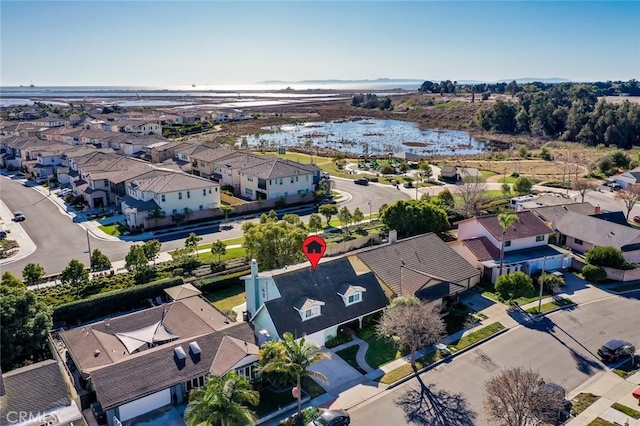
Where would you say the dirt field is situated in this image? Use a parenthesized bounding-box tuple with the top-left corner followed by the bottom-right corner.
(603, 96, 640, 104)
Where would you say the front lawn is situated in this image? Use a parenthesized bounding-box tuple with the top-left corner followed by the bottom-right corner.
(98, 222, 128, 236)
(525, 298, 574, 314)
(335, 346, 367, 375)
(588, 418, 618, 426)
(571, 393, 600, 416)
(611, 403, 640, 419)
(612, 358, 640, 379)
(196, 247, 247, 263)
(205, 285, 245, 312)
(481, 289, 554, 307)
(448, 322, 505, 352)
(254, 387, 297, 417)
(357, 326, 408, 369)
(377, 350, 442, 385)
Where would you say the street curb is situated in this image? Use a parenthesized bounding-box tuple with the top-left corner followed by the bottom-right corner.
(384, 326, 509, 390)
(526, 301, 578, 318)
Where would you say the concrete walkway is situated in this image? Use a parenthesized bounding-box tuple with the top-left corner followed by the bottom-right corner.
(328, 336, 375, 374)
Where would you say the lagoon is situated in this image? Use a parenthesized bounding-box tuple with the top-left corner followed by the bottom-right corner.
(237, 118, 486, 156)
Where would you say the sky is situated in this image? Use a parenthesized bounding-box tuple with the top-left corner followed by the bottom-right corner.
(1, 1, 639, 86)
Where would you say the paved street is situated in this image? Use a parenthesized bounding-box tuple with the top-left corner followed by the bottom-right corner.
(349, 292, 640, 426)
(0, 174, 408, 275)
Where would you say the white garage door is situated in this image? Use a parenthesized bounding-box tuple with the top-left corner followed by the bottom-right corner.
(118, 389, 171, 422)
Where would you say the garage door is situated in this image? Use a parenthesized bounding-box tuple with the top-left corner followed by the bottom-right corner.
(118, 389, 171, 422)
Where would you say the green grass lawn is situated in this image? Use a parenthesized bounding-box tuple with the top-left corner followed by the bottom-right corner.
(191, 236, 245, 252)
(377, 350, 443, 385)
(481, 290, 550, 306)
(254, 387, 297, 417)
(444, 311, 476, 336)
(479, 170, 498, 180)
(98, 222, 128, 236)
(448, 322, 505, 352)
(611, 403, 640, 419)
(571, 393, 600, 416)
(525, 298, 574, 314)
(205, 285, 245, 311)
(196, 246, 246, 263)
(335, 346, 367, 375)
(612, 358, 640, 379)
(587, 418, 618, 426)
(357, 326, 408, 369)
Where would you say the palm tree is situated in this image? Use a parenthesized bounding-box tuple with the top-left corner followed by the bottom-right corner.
(259, 332, 329, 419)
(147, 207, 166, 229)
(498, 213, 518, 278)
(184, 372, 259, 426)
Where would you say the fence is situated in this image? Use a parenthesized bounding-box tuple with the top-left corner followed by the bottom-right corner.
(571, 256, 640, 282)
(325, 235, 381, 257)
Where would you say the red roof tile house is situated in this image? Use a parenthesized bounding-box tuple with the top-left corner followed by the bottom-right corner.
(451, 211, 572, 283)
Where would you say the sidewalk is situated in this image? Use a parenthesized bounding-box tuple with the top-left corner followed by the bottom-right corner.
(0, 199, 37, 266)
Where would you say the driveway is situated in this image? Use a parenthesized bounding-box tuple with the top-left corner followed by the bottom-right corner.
(309, 349, 362, 392)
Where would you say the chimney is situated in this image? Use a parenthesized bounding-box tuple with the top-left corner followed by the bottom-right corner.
(249, 259, 260, 316)
(551, 214, 558, 231)
(389, 230, 398, 244)
(251, 259, 258, 279)
(594, 205, 601, 215)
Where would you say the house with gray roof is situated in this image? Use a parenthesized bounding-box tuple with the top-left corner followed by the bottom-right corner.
(0, 360, 84, 426)
(238, 158, 318, 200)
(57, 286, 258, 426)
(242, 257, 388, 347)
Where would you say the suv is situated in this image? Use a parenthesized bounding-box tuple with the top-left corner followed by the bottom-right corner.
(533, 382, 572, 425)
(13, 211, 25, 222)
(354, 178, 369, 186)
(307, 409, 350, 426)
(598, 340, 636, 362)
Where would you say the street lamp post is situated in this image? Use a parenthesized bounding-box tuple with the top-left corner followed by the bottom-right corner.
(86, 228, 92, 260)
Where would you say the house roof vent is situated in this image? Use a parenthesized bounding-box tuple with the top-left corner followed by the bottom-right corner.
(189, 341, 201, 355)
(174, 346, 186, 360)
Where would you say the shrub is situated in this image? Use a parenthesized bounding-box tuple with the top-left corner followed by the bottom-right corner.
(582, 264, 607, 283)
(494, 271, 534, 300)
(585, 246, 629, 269)
(513, 176, 533, 195)
(172, 268, 184, 277)
(368, 177, 379, 183)
(325, 332, 353, 348)
(510, 172, 520, 178)
(538, 273, 565, 292)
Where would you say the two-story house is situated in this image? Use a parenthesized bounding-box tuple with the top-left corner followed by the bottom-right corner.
(189, 144, 236, 179)
(452, 211, 571, 283)
(238, 158, 318, 200)
(120, 170, 220, 229)
(113, 120, 163, 135)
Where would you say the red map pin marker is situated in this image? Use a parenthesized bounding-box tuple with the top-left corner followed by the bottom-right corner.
(302, 235, 326, 270)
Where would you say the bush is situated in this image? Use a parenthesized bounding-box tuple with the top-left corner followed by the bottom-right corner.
(494, 271, 535, 300)
(172, 268, 184, 277)
(325, 332, 353, 348)
(280, 407, 320, 426)
(585, 246, 630, 269)
(542, 181, 571, 189)
(538, 273, 565, 292)
(196, 270, 249, 294)
(510, 172, 520, 178)
(582, 264, 607, 283)
(54, 277, 184, 325)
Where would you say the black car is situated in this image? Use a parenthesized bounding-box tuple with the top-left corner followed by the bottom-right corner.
(13, 211, 25, 222)
(598, 340, 636, 362)
(307, 409, 350, 426)
(533, 382, 572, 425)
(354, 178, 369, 186)
(316, 198, 337, 207)
(91, 402, 107, 425)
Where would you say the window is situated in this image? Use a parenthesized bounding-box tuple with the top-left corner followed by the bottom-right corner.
(178, 192, 182, 200)
(103, 179, 108, 186)
(245, 188, 253, 196)
(199, 205, 203, 211)
(304, 306, 320, 319)
(296, 176, 299, 182)
(306, 175, 309, 181)
(574, 238, 583, 245)
(291, 177, 294, 183)
(161, 194, 165, 202)
(348, 293, 361, 304)
(504, 240, 511, 247)
(187, 191, 190, 199)
(247, 176, 254, 182)
(203, 189, 207, 196)
(536, 235, 545, 242)
(235, 365, 256, 381)
(279, 178, 283, 185)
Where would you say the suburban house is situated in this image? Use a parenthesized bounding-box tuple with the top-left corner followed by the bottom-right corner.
(112, 120, 163, 135)
(529, 202, 600, 230)
(356, 233, 481, 310)
(610, 167, 640, 189)
(453, 211, 571, 282)
(555, 211, 640, 262)
(439, 165, 480, 181)
(0, 359, 84, 426)
(238, 158, 318, 200)
(242, 257, 388, 347)
(148, 141, 195, 164)
(510, 193, 581, 210)
(189, 144, 237, 179)
(29, 117, 68, 127)
(120, 170, 220, 228)
(57, 285, 258, 426)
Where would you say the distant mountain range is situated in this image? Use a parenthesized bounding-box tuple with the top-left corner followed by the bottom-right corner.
(259, 77, 572, 85)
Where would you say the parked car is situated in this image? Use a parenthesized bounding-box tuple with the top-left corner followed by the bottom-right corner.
(533, 382, 572, 425)
(634, 215, 640, 224)
(307, 409, 350, 426)
(316, 198, 337, 207)
(598, 340, 636, 362)
(91, 402, 106, 425)
(0, 230, 7, 239)
(321, 172, 331, 179)
(13, 211, 25, 222)
(354, 178, 369, 186)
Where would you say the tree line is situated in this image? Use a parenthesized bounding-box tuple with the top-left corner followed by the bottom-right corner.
(352, 93, 393, 110)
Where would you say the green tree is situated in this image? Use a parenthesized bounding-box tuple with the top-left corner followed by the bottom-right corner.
(398, 162, 409, 172)
(494, 271, 534, 301)
(147, 207, 166, 229)
(338, 206, 353, 234)
(0, 284, 53, 371)
(308, 213, 323, 234)
(283, 214, 305, 229)
(352, 207, 364, 228)
(90, 249, 112, 271)
(183, 372, 259, 426)
(497, 213, 518, 277)
(380, 199, 449, 238)
(125, 245, 149, 277)
(242, 221, 308, 270)
(501, 182, 511, 197)
(259, 332, 329, 419)
(185, 232, 203, 257)
(2, 271, 24, 288)
(513, 177, 533, 195)
(585, 246, 628, 269)
(380, 164, 396, 175)
(318, 204, 338, 226)
(171, 211, 187, 228)
(22, 263, 45, 286)
(211, 240, 227, 263)
(142, 239, 162, 264)
(219, 204, 234, 222)
(539, 146, 553, 161)
(419, 162, 433, 181)
(61, 259, 89, 294)
(538, 273, 565, 293)
(437, 188, 455, 208)
(582, 264, 607, 283)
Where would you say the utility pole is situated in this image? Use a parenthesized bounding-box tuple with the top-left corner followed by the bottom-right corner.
(368, 201, 373, 247)
(538, 256, 546, 313)
(86, 228, 92, 259)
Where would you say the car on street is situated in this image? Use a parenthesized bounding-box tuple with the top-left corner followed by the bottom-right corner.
(315, 198, 337, 207)
(597, 339, 636, 362)
(0, 230, 7, 239)
(634, 215, 640, 224)
(13, 211, 25, 222)
(307, 409, 350, 426)
(354, 178, 369, 186)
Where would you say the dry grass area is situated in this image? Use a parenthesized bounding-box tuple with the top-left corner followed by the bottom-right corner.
(457, 159, 579, 182)
(603, 96, 640, 104)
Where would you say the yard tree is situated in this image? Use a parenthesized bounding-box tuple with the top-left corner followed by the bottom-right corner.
(614, 185, 640, 219)
(501, 182, 511, 197)
(259, 332, 328, 419)
(585, 246, 627, 269)
(539, 273, 565, 293)
(2, 271, 24, 288)
(308, 213, 323, 234)
(352, 207, 364, 227)
(210, 240, 226, 263)
(457, 175, 488, 217)
(377, 296, 446, 368)
(1, 284, 53, 371)
(513, 176, 534, 195)
(170, 211, 186, 228)
(147, 207, 166, 229)
(183, 372, 259, 426)
(437, 188, 455, 208)
(90, 249, 112, 271)
(22, 263, 45, 286)
(185, 232, 203, 257)
(338, 206, 353, 234)
(498, 213, 518, 277)
(219, 204, 234, 222)
(494, 271, 535, 301)
(319, 204, 338, 226)
(61, 259, 89, 294)
(380, 164, 396, 176)
(484, 367, 565, 426)
(573, 179, 595, 203)
(242, 220, 308, 270)
(142, 239, 162, 264)
(125, 245, 149, 277)
(283, 213, 305, 230)
(419, 162, 433, 180)
(380, 199, 449, 238)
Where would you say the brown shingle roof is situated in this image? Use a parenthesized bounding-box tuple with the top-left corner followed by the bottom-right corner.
(462, 237, 501, 261)
(464, 211, 552, 242)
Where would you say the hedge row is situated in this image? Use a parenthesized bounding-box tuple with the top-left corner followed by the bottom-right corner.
(196, 270, 250, 294)
(54, 277, 185, 325)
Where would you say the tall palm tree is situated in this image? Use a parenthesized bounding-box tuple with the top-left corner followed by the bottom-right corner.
(147, 207, 166, 229)
(259, 332, 329, 419)
(498, 213, 519, 278)
(184, 372, 259, 426)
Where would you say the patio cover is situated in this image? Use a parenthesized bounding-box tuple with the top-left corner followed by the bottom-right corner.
(115, 321, 178, 354)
